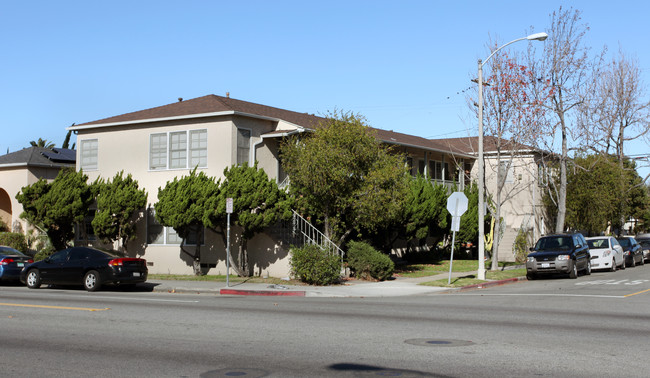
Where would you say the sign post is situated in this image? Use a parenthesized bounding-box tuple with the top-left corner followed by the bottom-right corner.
(226, 198, 233, 287)
(446, 192, 468, 285)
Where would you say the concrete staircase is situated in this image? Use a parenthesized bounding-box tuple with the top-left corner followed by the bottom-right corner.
(496, 226, 518, 262)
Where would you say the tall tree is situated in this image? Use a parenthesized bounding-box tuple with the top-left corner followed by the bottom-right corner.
(155, 168, 219, 275)
(280, 110, 408, 245)
(92, 171, 148, 253)
(527, 7, 598, 233)
(469, 48, 551, 269)
(580, 50, 650, 226)
(212, 162, 292, 276)
(16, 169, 93, 250)
(62, 126, 75, 149)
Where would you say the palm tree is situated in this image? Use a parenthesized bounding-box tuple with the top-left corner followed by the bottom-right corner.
(29, 138, 55, 149)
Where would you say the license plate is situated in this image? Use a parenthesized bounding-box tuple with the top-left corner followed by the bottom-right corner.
(541, 263, 550, 268)
(17, 263, 24, 267)
(133, 272, 141, 277)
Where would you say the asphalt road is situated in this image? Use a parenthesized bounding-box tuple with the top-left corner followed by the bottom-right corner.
(1, 265, 649, 377)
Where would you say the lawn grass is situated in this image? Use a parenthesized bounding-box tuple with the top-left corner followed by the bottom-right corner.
(394, 259, 520, 278)
(418, 268, 527, 288)
(149, 259, 524, 287)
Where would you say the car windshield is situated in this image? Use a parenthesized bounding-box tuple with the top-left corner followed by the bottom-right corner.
(638, 240, 650, 248)
(536, 236, 573, 251)
(587, 238, 608, 249)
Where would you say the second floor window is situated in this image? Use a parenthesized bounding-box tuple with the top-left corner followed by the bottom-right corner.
(80, 139, 98, 171)
(150, 129, 207, 170)
(237, 128, 251, 165)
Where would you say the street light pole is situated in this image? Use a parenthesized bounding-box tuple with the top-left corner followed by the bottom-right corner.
(476, 32, 547, 280)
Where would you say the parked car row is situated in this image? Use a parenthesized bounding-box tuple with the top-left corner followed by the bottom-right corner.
(525, 233, 648, 280)
(0, 246, 148, 292)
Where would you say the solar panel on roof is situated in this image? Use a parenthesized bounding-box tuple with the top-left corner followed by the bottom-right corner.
(41, 148, 76, 163)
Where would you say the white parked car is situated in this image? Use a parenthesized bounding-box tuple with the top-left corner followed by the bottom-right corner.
(586, 236, 625, 271)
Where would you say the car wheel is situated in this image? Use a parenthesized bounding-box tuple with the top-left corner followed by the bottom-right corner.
(585, 260, 592, 275)
(26, 269, 41, 289)
(621, 257, 626, 270)
(83, 270, 102, 292)
(526, 273, 536, 280)
(640, 256, 645, 266)
(610, 257, 617, 272)
(631, 256, 636, 268)
(569, 261, 578, 279)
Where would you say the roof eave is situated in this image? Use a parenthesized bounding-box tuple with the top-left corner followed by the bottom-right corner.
(382, 140, 475, 159)
(68, 110, 297, 131)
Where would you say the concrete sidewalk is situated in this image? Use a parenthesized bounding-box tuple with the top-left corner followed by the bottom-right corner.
(149, 270, 526, 297)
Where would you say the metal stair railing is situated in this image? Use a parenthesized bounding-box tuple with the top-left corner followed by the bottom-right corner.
(286, 210, 344, 259)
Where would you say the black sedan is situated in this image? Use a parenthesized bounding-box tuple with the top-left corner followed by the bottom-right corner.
(525, 233, 591, 279)
(20, 247, 147, 291)
(616, 236, 644, 267)
(0, 246, 34, 283)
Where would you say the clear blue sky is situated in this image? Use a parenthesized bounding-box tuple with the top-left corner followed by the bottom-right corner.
(2, 0, 648, 176)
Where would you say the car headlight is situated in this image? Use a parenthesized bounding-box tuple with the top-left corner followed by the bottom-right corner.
(527, 256, 536, 262)
(556, 255, 570, 261)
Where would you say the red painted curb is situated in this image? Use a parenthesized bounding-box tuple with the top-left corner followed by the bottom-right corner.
(460, 277, 524, 291)
(219, 288, 306, 296)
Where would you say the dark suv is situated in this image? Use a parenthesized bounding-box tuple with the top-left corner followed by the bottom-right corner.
(526, 233, 591, 280)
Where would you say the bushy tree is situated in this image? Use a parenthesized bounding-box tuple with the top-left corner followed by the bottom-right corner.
(155, 168, 219, 275)
(280, 110, 408, 245)
(92, 171, 147, 252)
(373, 175, 448, 252)
(564, 155, 621, 235)
(16, 169, 93, 250)
(212, 162, 292, 277)
(456, 183, 488, 250)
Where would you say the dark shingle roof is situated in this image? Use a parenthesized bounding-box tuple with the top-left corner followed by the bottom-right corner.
(435, 136, 537, 155)
(0, 147, 76, 168)
(73, 94, 475, 158)
(76, 95, 327, 129)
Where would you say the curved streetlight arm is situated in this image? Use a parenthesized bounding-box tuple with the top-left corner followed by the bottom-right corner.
(481, 32, 547, 67)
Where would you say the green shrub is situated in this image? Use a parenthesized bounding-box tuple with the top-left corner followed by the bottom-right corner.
(290, 244, 341, 285)
(33, 245, 56, 261)
(0, 232, 28, 253)
(346, 240, 394, 281)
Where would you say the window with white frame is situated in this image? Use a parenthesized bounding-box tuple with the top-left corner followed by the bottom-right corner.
(146, 208, 204, 245)
(80, 139, 98, 171)
(499, 161, 514, 183)
(236, 128, 251, 165)
(189, 129, 207, 168)
(149, 129, 207, 170)
(169, 131, 187, 169)
(429, 160, 449, 181)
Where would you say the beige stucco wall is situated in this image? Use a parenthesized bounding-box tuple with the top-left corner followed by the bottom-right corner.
(75, 114, 292, 276)
(0, 165, 64, 235)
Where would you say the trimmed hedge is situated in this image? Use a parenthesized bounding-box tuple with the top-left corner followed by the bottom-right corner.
(346, 240, 394, 281)
(290, 244, 341, 285)
(0, 232, 28, 253)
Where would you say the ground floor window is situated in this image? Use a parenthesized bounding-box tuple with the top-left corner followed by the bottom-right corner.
(146, 208, 204, 245)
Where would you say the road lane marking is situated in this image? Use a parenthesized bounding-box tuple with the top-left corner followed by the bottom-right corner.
(624, 288, 650, 298)
(454, 293, 626, 298)
(91, 296, 200, 303)
(0, 302, 110, 311)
